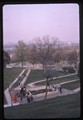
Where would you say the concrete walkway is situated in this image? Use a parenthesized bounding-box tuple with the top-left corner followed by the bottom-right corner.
(33, 88, 73, 101)
(4, 69, 31, 108)
(4, 70, 80, 108)
(9, 69, 26, 89)
(11, 87, 80, 105)
(4, 88, 12, 104)
(16, 69, 31, 88)
(4, 102, 20, 108)
(4, 81, 80, 107)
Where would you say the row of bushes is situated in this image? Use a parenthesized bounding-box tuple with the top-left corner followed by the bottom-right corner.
(30, 88, 53, 95)
(62, 66, 76, 73)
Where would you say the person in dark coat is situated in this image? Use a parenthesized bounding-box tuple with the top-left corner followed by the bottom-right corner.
(26, 92, 30, 103)
(58, 84, 62, 94)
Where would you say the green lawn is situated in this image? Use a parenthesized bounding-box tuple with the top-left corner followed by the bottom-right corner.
(35, 74, 79, 86)
(25, 70, 70, 84)
(50, 74, 79, 85)
(4, 94, 7, 104)
(4, 69, 80, 118)
(4, 93, 80, 119)
(25, 70, 45, 84)
(61, 80, 80, 90)
(4, 68, 24, 90)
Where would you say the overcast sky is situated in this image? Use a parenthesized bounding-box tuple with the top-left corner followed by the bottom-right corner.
(3, 4, 79, 45)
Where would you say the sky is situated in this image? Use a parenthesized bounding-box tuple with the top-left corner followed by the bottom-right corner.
(3, 4, 79, 45)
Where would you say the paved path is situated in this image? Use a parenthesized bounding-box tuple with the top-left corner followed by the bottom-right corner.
(8, 69, 26, 89)
(17, 69, 31, 87)
(10, 87, 80, 105)
(4, 102, 20, 108)
(4, 69, 31, 108)
(4, 83, 80, 107)
(4, 70, 80, 108)
(4, 88, 12, 104)
(14, 79, 79, 91)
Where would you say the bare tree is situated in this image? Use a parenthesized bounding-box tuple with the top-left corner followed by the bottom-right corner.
(32, 35, 58, 69)
(67, 49, 78, 67)
(31, 35, 59, 102)
(4, 51, 10, 67)
(14, 40, 28, 68)
(28, 43, 38, 67)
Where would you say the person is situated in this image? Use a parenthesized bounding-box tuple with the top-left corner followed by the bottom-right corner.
(26, 91, 33, 102)
(58, 84, 62, 94)
(20, 86, 24, 94)
(26, 92, 30, 103)
(18, 80, 21, 86)
(13, 95, 17, 103)
(20, 93, 23, 101)
(30, 93, 33, 101)
(23, 85, 26, 91)
(52, 85, 56, 91)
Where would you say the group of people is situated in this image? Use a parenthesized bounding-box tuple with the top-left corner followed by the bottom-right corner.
(19, 84, 33, 103)
(52, 84, 62, 93)
(13, 81, 33, 103)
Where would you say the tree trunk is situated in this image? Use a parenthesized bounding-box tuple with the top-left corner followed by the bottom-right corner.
(21, 61, 23, 68)
(44, 78, 50, 102)
(44, 82, 48, 102)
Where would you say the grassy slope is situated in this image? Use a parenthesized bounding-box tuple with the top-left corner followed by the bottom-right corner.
(4, 93, 80, 119)
(4, 68, 24, 90)
(25, 70, 45, 84)
(61, 80, 80, 90)
(35, 74, 79, 86)
(25, 70, 70, 84)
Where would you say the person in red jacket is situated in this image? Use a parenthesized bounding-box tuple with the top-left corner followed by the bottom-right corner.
(13, 95, 17, 103)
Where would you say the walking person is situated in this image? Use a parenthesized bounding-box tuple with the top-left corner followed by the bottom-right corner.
(26, 92, 30, 103)
(59, 84, 62, 94)
(18, 80, 21, 86)
(30, 93, 33, 101)
(20, 93, 23, 101)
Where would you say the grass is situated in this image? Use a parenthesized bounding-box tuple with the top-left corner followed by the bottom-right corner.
(4, 68, 24, 90)
(25, 69, 70, 84)
(4, 93, 80, 119)
(25, 69, 45, 84)
(4, 69, 80, 118)
(35, 74, 79, 86)
(50, 74, 79, 85)
(61, 80, 80, 90)
(4, 95, 7, 104)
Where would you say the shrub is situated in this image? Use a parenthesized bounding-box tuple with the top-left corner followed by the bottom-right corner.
(62, 66, 76, 73)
